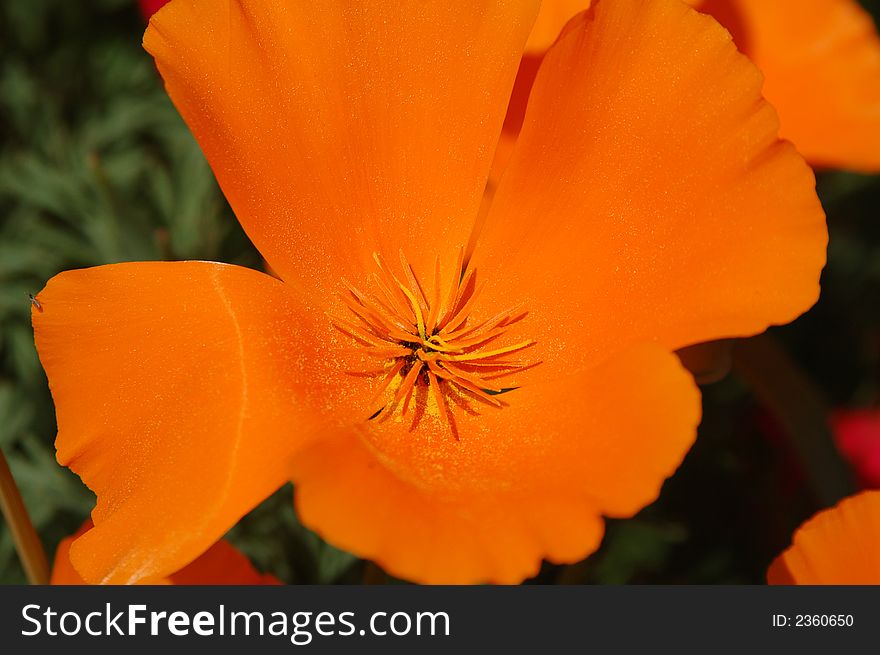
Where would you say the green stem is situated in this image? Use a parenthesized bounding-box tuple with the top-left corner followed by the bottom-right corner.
(733, 333, 856, 506)
(0, 448, 50, 584)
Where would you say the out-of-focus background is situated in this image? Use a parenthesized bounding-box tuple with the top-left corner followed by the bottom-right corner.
(1, 0, 879, 584)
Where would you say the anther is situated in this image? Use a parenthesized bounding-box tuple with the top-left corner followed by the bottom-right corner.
(336, 251, 537, 432)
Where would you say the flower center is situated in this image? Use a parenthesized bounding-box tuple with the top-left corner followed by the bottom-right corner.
(333, 249, 535, 433)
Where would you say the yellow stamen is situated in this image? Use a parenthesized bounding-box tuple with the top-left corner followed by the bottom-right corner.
(444, 340, 535, 362)
(397, 280, 427, 341)
(399, 250, 429, 313)
(425, 256, 443, 334)
(335, 251, 538, 433)
(427, 369, 450, 431)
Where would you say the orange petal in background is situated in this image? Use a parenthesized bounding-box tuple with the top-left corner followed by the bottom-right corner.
(52, 521, 279, 585)
(144, 0, 540, 301)
(692, 0, 880, 172)
(524, 0, 592, 53)
(32, 262, 331, 584)
(292, 343, 700, 584)
(488, 2, 591, 189)
(534, 0, 880, 172)
(471, 0, 826, 387)
(768, 491, 880, 584)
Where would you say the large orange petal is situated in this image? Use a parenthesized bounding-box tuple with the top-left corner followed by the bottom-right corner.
(768, 491, 880, 584)
(144, 0, 539, 300)
(293, 343, 700, 584)
(470, 0, 826, 385)
(33, 262, 329, 584)
(692, 0, 880, 172)
(52, 520, 280, 585)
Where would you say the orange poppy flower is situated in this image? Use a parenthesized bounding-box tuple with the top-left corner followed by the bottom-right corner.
(768, 491, 880, 584)
(52, 521, 280, 585)
(32, 0, 826, 584)
(519, 0, 880, 172)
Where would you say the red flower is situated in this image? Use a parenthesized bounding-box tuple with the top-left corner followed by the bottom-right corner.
(522, 0, 880, 172)
(833, 409, 880, 489)
(138, 0, 170, 20)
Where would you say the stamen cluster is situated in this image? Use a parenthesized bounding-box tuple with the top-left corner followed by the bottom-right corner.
(334, 250, 534, 431)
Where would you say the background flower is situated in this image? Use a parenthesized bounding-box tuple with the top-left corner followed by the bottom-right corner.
(51, 521, 280, 585)
(514, 0, 880, 173)
(768, 490, 880, 584)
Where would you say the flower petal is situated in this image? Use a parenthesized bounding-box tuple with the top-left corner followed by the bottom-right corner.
(33, 262, 327, 584)
(52, 520, 279, 585)
(524, 0, 591, 53)
(768, 491, 880, 584)
(470, 0, 826, 384)
(292, 343, 700, 583)
(692, 0, 880, 172)
(165, 541, 281, 585)
(144, 0, 539, 297)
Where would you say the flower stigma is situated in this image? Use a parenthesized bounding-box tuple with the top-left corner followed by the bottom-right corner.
(333, 249, 537, 435)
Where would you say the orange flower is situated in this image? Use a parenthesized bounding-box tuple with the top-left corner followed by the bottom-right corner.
(52, 522, 280, 585)
(32, 0, 826, 584)
(768, 491, 880, 584)
(521, 0, 880, 172)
